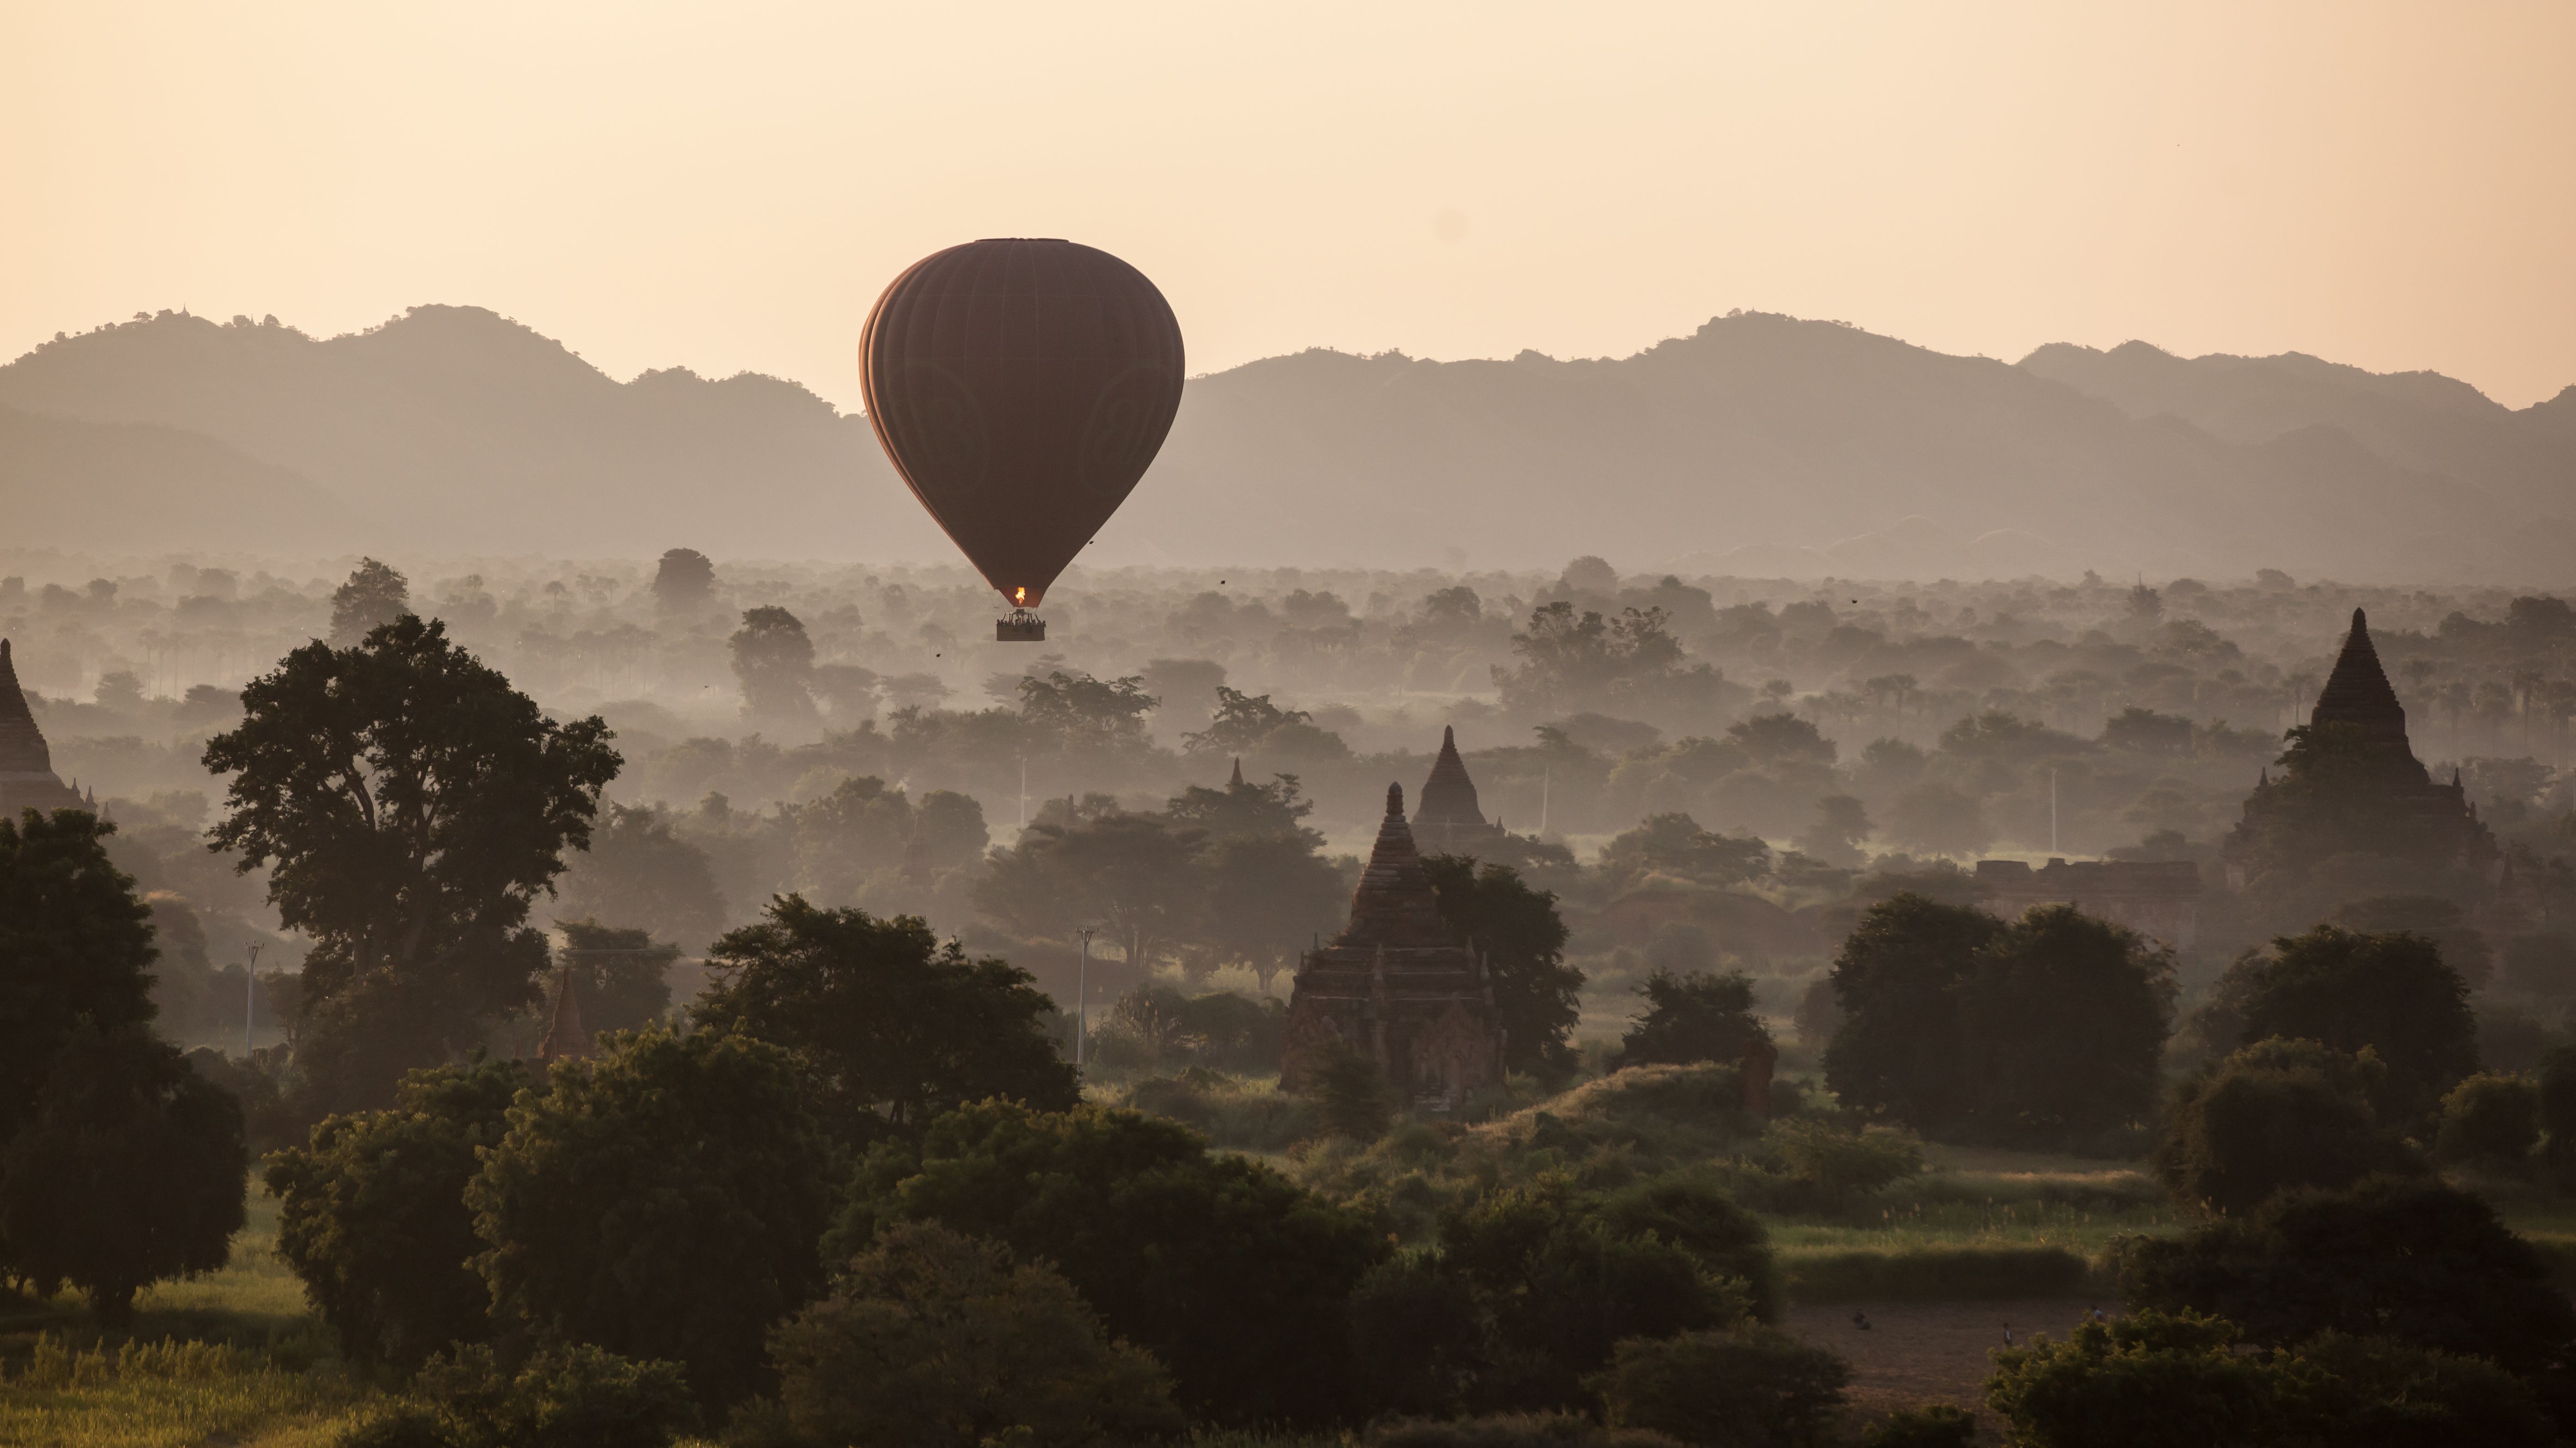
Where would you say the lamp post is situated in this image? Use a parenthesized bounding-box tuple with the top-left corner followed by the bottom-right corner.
(1075, 927, 1096, 1068)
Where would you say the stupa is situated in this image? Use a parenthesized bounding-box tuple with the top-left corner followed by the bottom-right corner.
(1412, 725, 1508, 855)
(0, 640, 90, 818)
(1279, 782, 1507, 1111)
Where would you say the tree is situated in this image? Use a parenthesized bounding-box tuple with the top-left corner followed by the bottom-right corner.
(2150, 1039, 2418, 1217)
(2434, 1072, 2540, 1170)
(692, 896, 1077, 1147)
(553, 804, 725, 951)
(765, 1222, 1182, 1448)
(729, 606, 817, 724)
(1885, 782, 1993, 859)
(1424, 855, 1582, 1079)
(1203, 833, 1347, 994)
(2121, 1176, 2576, 1374)
(378, 1341, 698, 1448)
(0, 808, 159, 1142)
(832, 1100, 1384, 1425)
(1165, 769, 1320, 846)
(552, 921, 675, 1038)
(1823, 894, 2002, 1132)
(265, 1058, 526, 1370)
(2235, 925, 2477, 1126)
(1983, 1310, 2296, 1448)
(467, 1025, 837, 1406)
(1184, 686, 1314, 755)
(977, 813, 1207, 973)
(203, 617, 620, 1113)
(1599, 813, 1770, 891)
(1017, 671, 1158, 751)
(1493, 602, 1687, 716)
(1611, 969, 1769, 1073)
(329, 558, 410, 646)
(0, 1022, 245, 1325)
(1596, 1326, 1849, 1448)
(650, 547, 715, 611)
(2504, 932, 2576, 999)
(2543, 1046, 2576, 1183)
(1954, 905, 2172, 1144)
(910, 790, 989, 873)
(1797, 795, 1873, 868)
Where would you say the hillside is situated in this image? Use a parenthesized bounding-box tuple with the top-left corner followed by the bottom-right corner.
(3, 307, 2568, 580)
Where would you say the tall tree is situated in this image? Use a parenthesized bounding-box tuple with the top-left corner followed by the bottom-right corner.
(0, 1022, 246, 1326)
(202, 616, 620, 1112)
(977, 813, 1207, 973)
(1823, 893, 2004, 1131)
(552, 803, 725, 951)
(1203, 833, 1348, 995)
(0, 808, 159, 1142)
(327, 558, 410, 646)
(693, 896, 1078, 1147)
(2235, 924, 2478, 1126)
(1609, 967, 1769, 1073)
(552, 920, 677, 1037)
(1423, 854, 1583, 1079)
(650, 547, 715, 611)
(729, 605, 817, 724)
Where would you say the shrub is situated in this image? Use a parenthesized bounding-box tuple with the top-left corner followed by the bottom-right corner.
(1983, 1310, 2294, 1448)
(1594, 1325, 1850, 1447)
(361, 1342, 696, 1448)
(2149, 1038, 2418, 1216)
(764, 1221, 1180, 1448)
(0, 1021, 245, 1325)
(832, 1100, 1383, 1426)
(2286, 1332, 2553, 1446)
(2119, 1176, 2576, 1374)
(268, 1058, 526, 1372)
(1593, 1177, 1781, 1323)
(2435, 1071, 2541, 1169)
(467, 1026, 836, 1406)
(1854, 1405, 1976, 1448)
(1762, 1115, 1924, 1199)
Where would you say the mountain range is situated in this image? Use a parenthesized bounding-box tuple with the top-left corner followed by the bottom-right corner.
(3, 304, 2569, 581)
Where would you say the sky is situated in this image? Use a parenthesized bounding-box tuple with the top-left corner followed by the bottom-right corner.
(6, 0, 2574, 410)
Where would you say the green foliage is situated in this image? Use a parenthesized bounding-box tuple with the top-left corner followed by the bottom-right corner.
(2235, 924, 2478, 1125)
(467, 1025, 837, 1406)
(1827, 896, 2171, 1147)
(352, 1342, 696, 1448)
(1200, 832, 1346, 994)
(1593, 1177, 1782, 1323)
(1095, 987, 1286, 1077)
(329, 558, 410, 646)
(1316, 1042, 1398, 1142)
(2119, 1176, 2576, 1374)
(1761, 1115, 1925, 1200)
(2435, 1071, 2540, 1169)
(692, 896, 1076, 1147)
(1823, 893, 2000, 1129)
(2150, 1038, 2419, 1217)
(555, 804, 725, 953)
(1423, 855, 1584, 1080)
(2284, 1331, 2555, 1447)
(265, 1057, 526, 1371)
(202, 615, 620, 1114)
(976, 812, 1208, 974)
(1610, 968, 1769, 1073)
(1594, 1325, 1850, 1447)
(1983, 1309, 2295, 1448)
(0, 1021, 246, 1325)
(728, 606, 816, 722)
(0, 807, 159, 1142)
(762, 1221, 1181, 1448)
(552, 921, 676, 1037)
(1854, 1405, 1976, 1448)
(1420, 1180, 1757, 1413)
(831, 1100, 1384, 1426)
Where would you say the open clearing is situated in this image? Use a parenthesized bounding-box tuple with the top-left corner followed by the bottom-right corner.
(1788, 1296, 2101, 1430)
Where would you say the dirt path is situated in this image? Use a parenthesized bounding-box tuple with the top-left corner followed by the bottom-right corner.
(1788, 1297, 2105, 1432)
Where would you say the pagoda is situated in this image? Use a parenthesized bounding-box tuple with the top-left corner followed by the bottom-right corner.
(0, 640, 89, 818)
(2221, 608, 2494, 886)
(1412, 725, 1508, 855)
(1280, 782, 1507, 1111)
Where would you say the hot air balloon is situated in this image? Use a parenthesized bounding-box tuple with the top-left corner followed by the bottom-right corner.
(860, 239, 1185, 641)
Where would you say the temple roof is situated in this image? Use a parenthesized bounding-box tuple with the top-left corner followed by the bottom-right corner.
(1332, 783, 1462, 951)
(1413, 726, 1487, 828)
(2311, 608, 2411, 746)
(0, 640, 55, 777)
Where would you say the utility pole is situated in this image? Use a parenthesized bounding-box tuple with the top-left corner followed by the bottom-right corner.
(1539, 765, 1550, 834)
(243, 942, 263, 1059)
(1019, 755, 1028, 829)
(2050, 769, 2059, 856)
(1075, 927, 1095, 1069)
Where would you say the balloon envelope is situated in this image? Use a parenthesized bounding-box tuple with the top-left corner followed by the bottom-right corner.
(860, 238, 1185, 609)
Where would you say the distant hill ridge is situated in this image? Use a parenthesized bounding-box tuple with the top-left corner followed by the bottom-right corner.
(2, 305, 2569, 580)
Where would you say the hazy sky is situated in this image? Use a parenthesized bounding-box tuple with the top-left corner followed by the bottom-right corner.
(7, 1, 2573, 409)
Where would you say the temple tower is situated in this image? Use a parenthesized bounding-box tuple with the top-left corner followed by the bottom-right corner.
(1413, 726, 1506, 855)
(0, 640, 87, 817)
(1280, 782, 1506, 1111)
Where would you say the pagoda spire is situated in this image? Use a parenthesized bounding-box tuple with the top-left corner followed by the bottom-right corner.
(0, 639, 55, 776)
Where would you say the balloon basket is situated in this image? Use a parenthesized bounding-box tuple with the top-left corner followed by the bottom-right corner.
(997, 610, 1047, 642)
